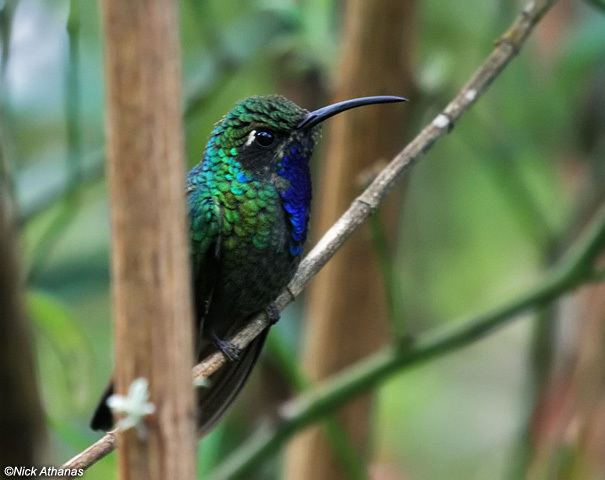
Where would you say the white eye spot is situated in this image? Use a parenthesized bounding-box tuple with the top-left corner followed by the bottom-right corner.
(246, 130, 257, 147)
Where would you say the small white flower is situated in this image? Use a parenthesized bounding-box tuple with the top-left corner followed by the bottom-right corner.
(193, 376, 210, 388)
(107, 378, 155, 437)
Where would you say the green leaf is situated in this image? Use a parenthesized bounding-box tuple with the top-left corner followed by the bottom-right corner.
(27, 290, 93, 408)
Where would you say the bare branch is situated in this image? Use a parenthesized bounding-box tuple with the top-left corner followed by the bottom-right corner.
(60, 431, 116, 472)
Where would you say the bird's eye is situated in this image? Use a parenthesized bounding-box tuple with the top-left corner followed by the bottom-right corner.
(254, 129, 275, 148)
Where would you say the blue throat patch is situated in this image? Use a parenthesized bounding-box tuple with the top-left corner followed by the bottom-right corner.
(277, 144, 312, 257)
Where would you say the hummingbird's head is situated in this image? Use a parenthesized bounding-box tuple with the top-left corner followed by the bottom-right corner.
(204, 94, 407, 181)
(206, 96, 315, 181)
(197, 94, 406, 257)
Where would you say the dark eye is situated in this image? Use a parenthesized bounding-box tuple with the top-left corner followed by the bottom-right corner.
(254, 129, 275, 148)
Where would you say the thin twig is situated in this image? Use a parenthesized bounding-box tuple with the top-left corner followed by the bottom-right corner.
(266, 334, 369, 480)
(0, 0, 18, 207)
(61, 0, 559, 473)
(60, 430, 117, 472)
(26, 0, 84, 281)
(16, 150, 104, 227)
(368, 213, 406, 338)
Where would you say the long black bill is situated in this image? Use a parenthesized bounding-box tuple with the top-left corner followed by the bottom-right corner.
(297, 95, 408, 130)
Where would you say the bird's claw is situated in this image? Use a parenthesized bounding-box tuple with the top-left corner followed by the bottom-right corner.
(266, 303, 280, 325)
(211, 333, 241, 361)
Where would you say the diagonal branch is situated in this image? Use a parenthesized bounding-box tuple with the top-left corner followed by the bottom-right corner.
(60, 0, 559, 473)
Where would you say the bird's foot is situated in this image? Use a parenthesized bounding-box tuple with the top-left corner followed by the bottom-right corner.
(211, 333, 241, 361)
(266, 303, 281, 325)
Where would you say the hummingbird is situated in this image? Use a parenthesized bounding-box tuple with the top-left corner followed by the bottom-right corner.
(91, 94, 406, 435)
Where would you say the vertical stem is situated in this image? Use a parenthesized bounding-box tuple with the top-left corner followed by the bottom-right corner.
(100, 0, 196, 479)
(0, 0, 17, 202)
(0, 189, 45, 465)
(368, 213, 406, 339)
(267, 334, 369, 480)
(65, 0, 83, 186)
(285, 1, 414, 478)
(27, 0, 83, 281)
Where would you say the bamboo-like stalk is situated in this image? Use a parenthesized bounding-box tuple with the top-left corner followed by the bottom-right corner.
(100, 0, 196, 478)
(285, 1, 413, 478)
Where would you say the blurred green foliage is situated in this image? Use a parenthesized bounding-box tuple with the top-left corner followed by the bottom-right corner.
(2, 0, 604, 478)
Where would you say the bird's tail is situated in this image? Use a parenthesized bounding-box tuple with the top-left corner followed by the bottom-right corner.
(90, 383, 114, 431)
(89, 328, 269, 435)
(196, 328, 269, 435)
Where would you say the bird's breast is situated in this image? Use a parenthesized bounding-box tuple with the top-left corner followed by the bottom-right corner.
(214, 185, 299, 315)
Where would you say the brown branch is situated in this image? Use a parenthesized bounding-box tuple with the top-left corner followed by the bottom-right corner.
(60, 431, 117, 471)
(286, 1, 415, 478)
(100, 0, 196, 478)
(60, 0, 558, 473)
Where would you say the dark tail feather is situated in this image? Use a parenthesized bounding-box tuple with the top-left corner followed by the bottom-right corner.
(90, 382, 114, 431)
(197, 328, 269, 436)
(89, 329, 269, 435)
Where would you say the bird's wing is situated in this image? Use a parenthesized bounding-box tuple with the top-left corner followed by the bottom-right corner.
(92, 184, 264, 436)
(187, 184, 270, 436)
(89, 185, 221, 432)
(187, 184, 222, 345)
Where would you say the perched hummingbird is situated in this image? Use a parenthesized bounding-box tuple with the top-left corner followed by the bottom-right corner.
(91, 94, 406, 434)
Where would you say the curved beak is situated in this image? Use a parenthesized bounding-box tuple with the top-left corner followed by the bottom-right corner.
(297, 95, 408, 130)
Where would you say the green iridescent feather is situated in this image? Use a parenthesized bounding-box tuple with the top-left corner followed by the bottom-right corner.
(187, 95, 312, 264)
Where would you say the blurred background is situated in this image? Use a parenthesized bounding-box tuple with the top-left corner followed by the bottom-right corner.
(1, 0, 604, 478)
